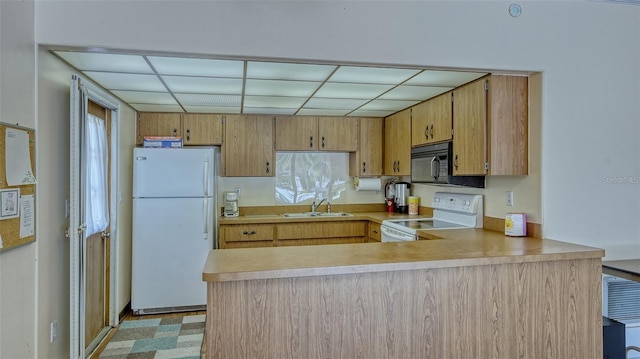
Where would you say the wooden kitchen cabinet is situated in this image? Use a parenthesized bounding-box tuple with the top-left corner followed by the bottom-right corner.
(136, 112, 182, 145)
(275, 116, 317, 150)
(182, 113, 223, 145)
(411, 91, 453, 147)
(275, 116, 358, 152)
(384, 108, 411, 175)
(318, 116, 358, 151)
(452, 75, 528, 176)
(219, 224, 275, 249)
(222, 114, 275, 177)
(275, 221, 367, 246)
(367, 222, 381, 242)
(349, 117, 383, 177)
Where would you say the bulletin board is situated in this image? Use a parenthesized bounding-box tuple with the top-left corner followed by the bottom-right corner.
(0, 123, 36, 252)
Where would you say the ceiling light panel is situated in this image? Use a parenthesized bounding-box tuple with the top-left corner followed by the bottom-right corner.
(147, 56, 244, 77)
(304, 97, 368, 110)
(84, 72, 166, 92)
(175, 94, 241, 106)
(183, 105, 240, 113)
(162, 76, 243, 94)
(243, 107, 297, 115)
(111, 90, 177, 105)
(405, 70, 486, 87)
(314, 82, 394, 99)
(244, 96, 307, 108)
(360, 99, 421, 111)
(328, 66, 420, 84)
(129, 103, 184, 112)
(348, 109, 393, 117)
(55, 51, 152, 73)
(247, 61, 336, 81)
(297, 109, 350, 116)
(245, 79, 321, 97)
(378, 85, 453, 101)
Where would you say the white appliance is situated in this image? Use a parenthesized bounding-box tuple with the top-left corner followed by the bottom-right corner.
(381, 192, 483, 242)
(223, 191, 239, 217)
(131, 147, 217, 315)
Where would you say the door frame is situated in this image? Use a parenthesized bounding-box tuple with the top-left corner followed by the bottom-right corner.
(70, 74, 120, 358)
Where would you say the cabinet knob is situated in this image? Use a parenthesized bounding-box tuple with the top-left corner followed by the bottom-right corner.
(454, 154, 459, 170)
(424, 126, 429, 140)
(430, 124, 434, 139)
(373, 229, 378, 234)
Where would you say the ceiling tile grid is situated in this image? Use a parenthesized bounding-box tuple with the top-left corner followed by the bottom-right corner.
(54, 50, 487, 117)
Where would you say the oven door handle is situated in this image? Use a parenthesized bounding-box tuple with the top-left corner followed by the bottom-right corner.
(381, 225, 415, 242)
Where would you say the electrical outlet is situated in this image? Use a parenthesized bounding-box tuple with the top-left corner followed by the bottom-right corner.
(50, 320, 57, 343)
(506, 191, 514, 207)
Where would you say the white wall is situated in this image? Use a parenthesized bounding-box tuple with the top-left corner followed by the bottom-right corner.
(0, 1, 36, 359)
(32, 48, 136, 358)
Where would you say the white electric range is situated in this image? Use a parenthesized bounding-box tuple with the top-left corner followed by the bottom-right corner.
(381, 192, 483, 242)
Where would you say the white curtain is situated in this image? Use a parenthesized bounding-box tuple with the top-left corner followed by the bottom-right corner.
(84, 113, 109, 236)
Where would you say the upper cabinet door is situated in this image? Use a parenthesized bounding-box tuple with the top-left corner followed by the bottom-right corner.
(452, 78, 487, 176)
(349, 117, 383, 177)
(429, 92, 453, 143)
(411, 91, 452, 147)
(223, 115, 275, 177)
(318, 116, 358, 152)
(136, 113, 182, 145)
(275, 116, 318, 151)
(182, 113, 223, 145)
(384, 109, 411, 176)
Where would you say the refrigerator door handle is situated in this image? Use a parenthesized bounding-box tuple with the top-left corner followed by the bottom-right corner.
(203, 159, 209, 197)
(203, 198, 209, 238)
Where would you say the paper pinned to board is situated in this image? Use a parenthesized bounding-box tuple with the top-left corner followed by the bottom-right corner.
(19, 194, 34, 238)
(5, 128, 37, 185)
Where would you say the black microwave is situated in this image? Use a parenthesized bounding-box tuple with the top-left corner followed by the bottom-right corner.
(410, 142, 485, 188)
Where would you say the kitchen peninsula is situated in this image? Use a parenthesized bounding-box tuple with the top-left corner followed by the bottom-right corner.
(202, 231, 604, 359)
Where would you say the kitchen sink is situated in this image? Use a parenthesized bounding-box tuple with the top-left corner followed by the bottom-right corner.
(281, 212, 354, 218)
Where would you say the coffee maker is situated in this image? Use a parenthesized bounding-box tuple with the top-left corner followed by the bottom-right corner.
(223, 191, 239, 217)
(394, 182, 411, 213)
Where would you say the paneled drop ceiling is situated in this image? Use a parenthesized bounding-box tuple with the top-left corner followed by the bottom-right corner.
(53, 50, 487, 117)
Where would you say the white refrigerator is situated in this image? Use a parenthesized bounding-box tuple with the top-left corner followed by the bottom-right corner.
(131, 147, 217, 314)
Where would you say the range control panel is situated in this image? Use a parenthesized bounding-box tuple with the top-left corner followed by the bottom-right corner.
(432, 192, 483, 214)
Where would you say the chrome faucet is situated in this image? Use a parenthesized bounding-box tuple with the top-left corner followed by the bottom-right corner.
(311, 198, 326, 213)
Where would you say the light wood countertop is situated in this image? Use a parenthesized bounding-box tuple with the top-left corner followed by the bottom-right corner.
(203, 229, 604, 282)
(602, 259, 640, 282)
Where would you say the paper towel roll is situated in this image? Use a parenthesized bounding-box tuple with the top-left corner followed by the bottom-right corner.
(354, 177, 382, 191)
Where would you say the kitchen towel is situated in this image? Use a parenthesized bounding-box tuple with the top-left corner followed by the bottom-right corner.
(354, 177, 382, 191)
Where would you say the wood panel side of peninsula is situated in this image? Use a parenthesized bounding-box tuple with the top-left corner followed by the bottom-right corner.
(202, 237, 603, 359)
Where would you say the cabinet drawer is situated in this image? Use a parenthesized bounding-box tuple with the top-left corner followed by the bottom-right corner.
(221, 224, 275, 242)
(368, 222, 381, 242)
